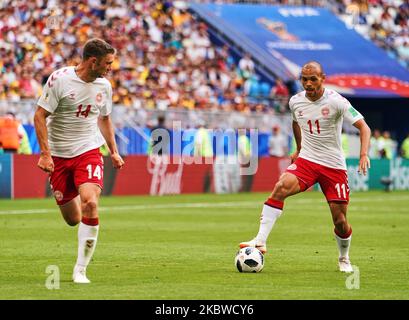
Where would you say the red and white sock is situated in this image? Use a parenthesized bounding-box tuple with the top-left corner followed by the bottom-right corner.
(75, 216, 99, 269)
(256, 198, 283, 244)
(334, 227, 352, 259)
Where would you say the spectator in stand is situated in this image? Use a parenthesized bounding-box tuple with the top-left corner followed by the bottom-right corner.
(381, 130, 396, 159)
(270, 78, 290, 112)
(342, 129, 349, 158)
(238, 53, 255, 80)
(0, 0, 291, 115)
(396, 41, 409, 68)
(0, 113, 20, 153)
(19, 69, 42, 99)
(400, 132, 409, 159)
(338, 0, 409, 68)
(268, 125, 288, 157)
(194, 120, 213, 157)
(150, 115, 170, 155)
(0, 112, 30, 154)
(369, 128, 383, 159)
(238, 128, 253, 192)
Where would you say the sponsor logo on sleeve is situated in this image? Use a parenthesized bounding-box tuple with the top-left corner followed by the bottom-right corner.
(348, 106, 358, 117)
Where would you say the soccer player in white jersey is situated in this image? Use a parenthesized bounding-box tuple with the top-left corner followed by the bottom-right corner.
(240, 61, 371, 273)
(34, 38, 125, 283)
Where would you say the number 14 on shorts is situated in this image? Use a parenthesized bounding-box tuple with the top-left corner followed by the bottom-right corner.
(86, 164, 103, 180)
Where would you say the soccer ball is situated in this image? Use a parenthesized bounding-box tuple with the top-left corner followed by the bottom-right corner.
(235, 247, 264, 273)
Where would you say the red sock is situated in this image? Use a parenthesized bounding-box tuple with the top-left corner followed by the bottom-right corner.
(81, 216, 99, 226)
(264, 198, 284, 210)
(334, 227, 352, 239)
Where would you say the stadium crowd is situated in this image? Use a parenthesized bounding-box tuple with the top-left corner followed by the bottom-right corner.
(196, 0, 409, 69)
(0, 0, 289, 115)
(336, 0, 409, 69)
(1, 0, 406, 113)
(369, 128, 399, 159)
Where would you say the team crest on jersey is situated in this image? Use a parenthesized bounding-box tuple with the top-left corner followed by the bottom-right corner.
(321, 106, 330, 118)
(54, 190, 63, 202)
(287, 163, 297, 170)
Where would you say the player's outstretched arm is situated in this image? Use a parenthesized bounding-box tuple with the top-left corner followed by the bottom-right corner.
(98, 115, 124, 169)
(34, 106, 54, 173)
(353, 119, 371, 175)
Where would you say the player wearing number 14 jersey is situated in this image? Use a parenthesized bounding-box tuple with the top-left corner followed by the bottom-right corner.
(34, 38, 124, 283)
(240, 61, 371, 272)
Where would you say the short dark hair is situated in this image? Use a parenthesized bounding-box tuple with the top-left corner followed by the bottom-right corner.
(82, 38, 116, 60)
(302, 61, 324, 75)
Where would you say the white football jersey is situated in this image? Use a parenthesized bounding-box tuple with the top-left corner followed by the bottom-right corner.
(37, 66, 112, 158)
(289, 88, 363, 170)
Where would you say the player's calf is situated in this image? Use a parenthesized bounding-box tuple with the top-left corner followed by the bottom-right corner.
(65, 217, 81, 226)
(332, 213, 350, 235)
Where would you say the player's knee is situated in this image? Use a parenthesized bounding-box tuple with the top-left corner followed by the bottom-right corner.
(81, 198, 98, 213)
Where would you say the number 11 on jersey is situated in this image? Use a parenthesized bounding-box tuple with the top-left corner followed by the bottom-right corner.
(307, 119, 320, 134)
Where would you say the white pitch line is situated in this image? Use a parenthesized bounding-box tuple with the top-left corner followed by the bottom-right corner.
(0, 195, 408, 215)
(0, 201, 259, 215)
(0, 208, 53, 215)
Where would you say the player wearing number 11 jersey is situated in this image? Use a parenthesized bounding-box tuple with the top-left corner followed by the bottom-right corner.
(34, 38, 124, 283)
(240, 61, 371, 272)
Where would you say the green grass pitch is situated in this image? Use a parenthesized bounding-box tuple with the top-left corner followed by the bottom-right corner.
(0, 191, 408, 300)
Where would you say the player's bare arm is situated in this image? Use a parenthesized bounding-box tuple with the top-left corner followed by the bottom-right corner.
(353, 118, 371, 175)
(34, 106, 54, 173)
(98, 115, 124, 169)
(290, 120, 301, 163)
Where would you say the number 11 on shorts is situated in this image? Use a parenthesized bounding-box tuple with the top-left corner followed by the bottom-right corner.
(335, 183, 347, 199)
(86, 164, 102, 180)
